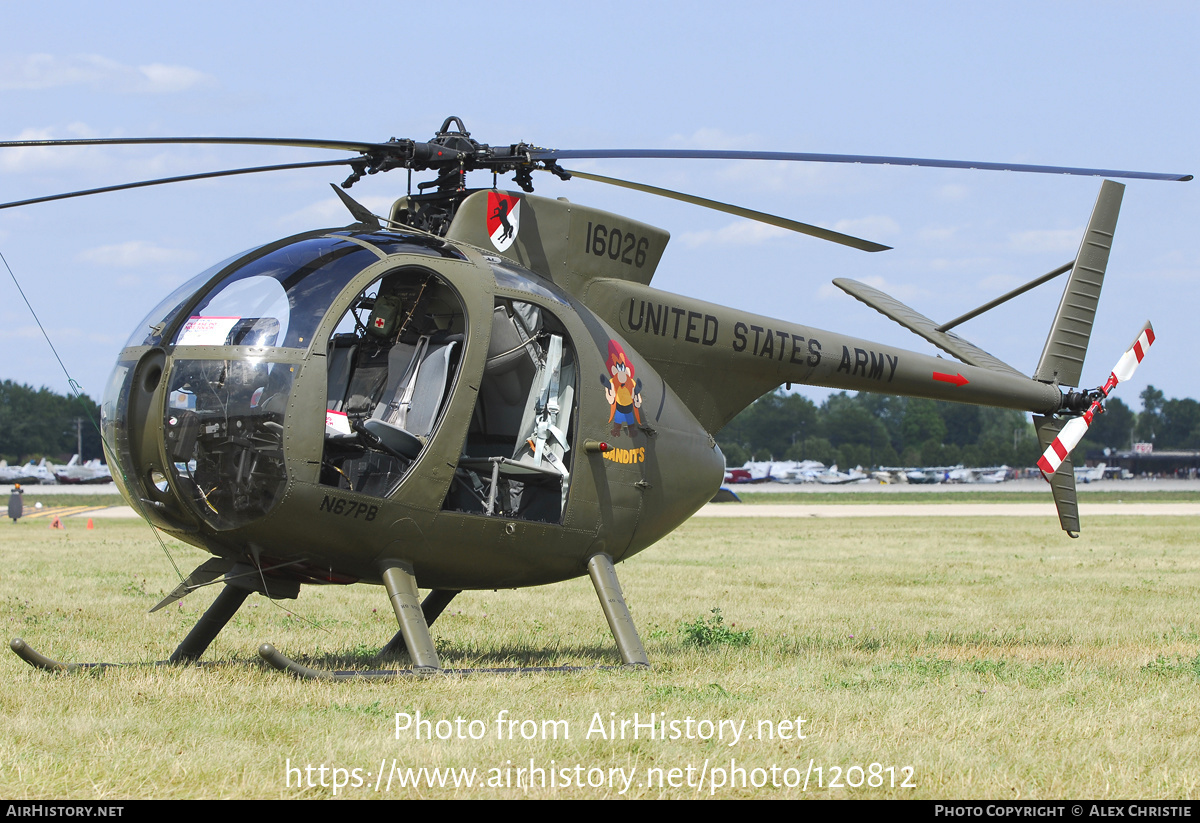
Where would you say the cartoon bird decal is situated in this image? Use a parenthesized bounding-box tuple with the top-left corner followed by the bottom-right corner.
(601, 339, 643, 438)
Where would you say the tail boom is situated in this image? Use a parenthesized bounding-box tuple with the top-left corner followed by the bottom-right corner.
(583, 278, 1063, 433)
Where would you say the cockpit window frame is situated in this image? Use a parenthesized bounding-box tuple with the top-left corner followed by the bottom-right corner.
(169, 238, 379, 351)
(315, 261, 476, 501)
(120, 231, 469, 357)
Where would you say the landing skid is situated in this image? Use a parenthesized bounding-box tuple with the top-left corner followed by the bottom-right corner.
(11, 553, 650, 679)
(258, 643, 635, 680)
(9, 638, 119, 673)
(9, 638, 641, 678)
(7, 638, 208, 672)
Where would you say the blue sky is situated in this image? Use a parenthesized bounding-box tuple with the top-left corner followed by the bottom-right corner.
(1, 2, 1196, 416)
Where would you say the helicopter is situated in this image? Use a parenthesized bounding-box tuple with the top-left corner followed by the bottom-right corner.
(1, 117, 1189, 679)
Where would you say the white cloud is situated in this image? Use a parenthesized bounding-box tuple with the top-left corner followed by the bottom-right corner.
(978, 273, 1026, 293)
(928, 256, 998, 272)
(0, 54, 212, 93)
(937, 184, 970, 201)
(918, 225, 959, 243)
(666, 128, 759, 150)
(680, 213, 896, 249)
(0, 124, 102, 173)
(76, 241, 198, 268)
(711, 159, 828, 192)
(276, 195, 403, 231)
(0, 325, 117, 346)
(1151, 248, 1200, 268)
(0, 124, 244, 197)
(1008, 228, 1081, 254)
(1125, 264, 1200, 284)
(85, 330, 120, 345)
(678, 220, 790, 248)
(137, 64, 211, 93)
(0, 325, 47, 341)
(832, 215, 900, 238)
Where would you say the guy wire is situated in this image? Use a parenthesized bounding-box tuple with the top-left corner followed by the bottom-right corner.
(0, 247, 186, 584)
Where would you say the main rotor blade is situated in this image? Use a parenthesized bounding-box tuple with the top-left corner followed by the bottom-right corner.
(533, 149, 1192, 183)
(0, 158, 358, 210)
(560, 168, 891, 253)
(4, 134, 1190, 183)
(0, 135, 390, 153)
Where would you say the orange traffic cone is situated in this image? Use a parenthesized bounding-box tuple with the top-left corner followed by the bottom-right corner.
(49, 517, 63, 530)
(86, 518, 94, 530)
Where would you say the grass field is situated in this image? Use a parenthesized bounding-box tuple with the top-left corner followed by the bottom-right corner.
(1, 512, 1197, 799)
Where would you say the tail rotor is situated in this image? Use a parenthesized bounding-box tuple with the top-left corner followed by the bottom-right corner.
(1038, 322, 1155, 478)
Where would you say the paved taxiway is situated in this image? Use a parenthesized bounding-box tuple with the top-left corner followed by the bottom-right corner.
(695, 502, 1200, 518)
(8, 478, 1196, 520)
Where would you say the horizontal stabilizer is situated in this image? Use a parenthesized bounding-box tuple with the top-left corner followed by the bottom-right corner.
(1034, 180, 1124, 387)
(150, 557, 235, 612)
(833, 278, 1025, 377)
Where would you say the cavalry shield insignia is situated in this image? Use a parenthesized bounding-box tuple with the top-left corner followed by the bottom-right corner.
(487, 192, 521, 252)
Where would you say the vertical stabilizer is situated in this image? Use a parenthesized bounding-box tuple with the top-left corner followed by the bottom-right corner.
(1034, 180, 1124, 387)
(1033, 415, 1080, 536)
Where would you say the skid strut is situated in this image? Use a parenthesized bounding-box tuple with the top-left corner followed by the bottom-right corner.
(379, 588, 460, 658)
(11, 579, 256, 672)
(169, 585, 251, 663)
(588, 553, 649, 667)
(260, 556, 650, 679)
(381, 566, 442, 671)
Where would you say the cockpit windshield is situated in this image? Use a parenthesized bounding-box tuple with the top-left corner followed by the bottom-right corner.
(172, 237, 379, 350)
(106, 232, 477, 530)
(124, 249, 256, 349)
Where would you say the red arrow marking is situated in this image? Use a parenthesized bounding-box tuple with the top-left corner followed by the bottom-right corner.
(932, 371, 969, 387)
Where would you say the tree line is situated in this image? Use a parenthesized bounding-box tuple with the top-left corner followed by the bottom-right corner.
(3, 378, 1196, 471)
(717, 386, 1198, 469)
(0, 380, 104, 463)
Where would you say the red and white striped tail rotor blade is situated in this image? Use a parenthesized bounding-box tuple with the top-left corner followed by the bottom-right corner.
(1111, 322, 1155, 386)
(1038, 416, 1091, 476)
(1040, 321, 1156, 478)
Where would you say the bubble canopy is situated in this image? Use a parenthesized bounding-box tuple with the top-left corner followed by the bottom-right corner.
(166, 234, 458, 350)
(104, 232, 469, 531)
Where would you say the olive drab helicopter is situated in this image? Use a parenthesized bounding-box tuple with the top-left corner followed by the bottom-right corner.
(1, 118, 1190, 679)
